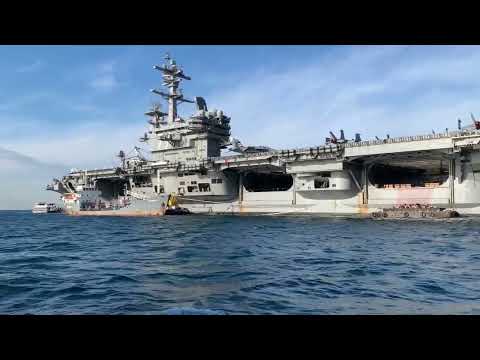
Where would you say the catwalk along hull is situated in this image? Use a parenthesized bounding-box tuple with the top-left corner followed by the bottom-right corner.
(66, 209, 165, 217)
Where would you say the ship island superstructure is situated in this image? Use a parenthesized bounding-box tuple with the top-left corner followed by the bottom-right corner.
(48, 54, 480, 216)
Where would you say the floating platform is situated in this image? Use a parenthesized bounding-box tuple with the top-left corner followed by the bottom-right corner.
(164, 207, 191, 215)
(371, 208, 460, 219)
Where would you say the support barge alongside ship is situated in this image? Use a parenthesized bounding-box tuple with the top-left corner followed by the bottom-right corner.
(371, 206, 460, 219)
(47, 54, 480, 217)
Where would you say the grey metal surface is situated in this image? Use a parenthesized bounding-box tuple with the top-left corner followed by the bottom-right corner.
(46, 54, 480, 215)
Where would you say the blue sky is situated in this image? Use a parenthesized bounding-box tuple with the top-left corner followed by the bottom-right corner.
(1, 45, 480, 208)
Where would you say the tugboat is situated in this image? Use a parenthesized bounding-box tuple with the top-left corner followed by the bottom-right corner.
(371, 204, 460, 219)
(163, 194, 191, 215)
(32, 202, 62, 214)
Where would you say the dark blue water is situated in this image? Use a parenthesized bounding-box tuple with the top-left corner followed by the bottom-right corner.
(1, 211, 480, 314)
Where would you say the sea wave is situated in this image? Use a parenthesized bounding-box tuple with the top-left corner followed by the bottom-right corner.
(1, 210, 480, 314)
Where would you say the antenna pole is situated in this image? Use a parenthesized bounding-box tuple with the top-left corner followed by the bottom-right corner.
(151, 54, 193, 124)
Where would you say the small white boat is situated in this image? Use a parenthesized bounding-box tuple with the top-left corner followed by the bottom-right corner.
(32, 202, 62, 214)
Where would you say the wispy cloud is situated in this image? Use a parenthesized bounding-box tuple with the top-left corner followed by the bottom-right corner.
(0, 92, 52, 112)
(2, 120, 147, 169)
(0, 145, 64, 171)
(90, 61, 119, 91)
(6, 45, 480, 167)
(0, 146, 64, 209)
(16, 60, 44, 73)
(207, 45, 480, 149)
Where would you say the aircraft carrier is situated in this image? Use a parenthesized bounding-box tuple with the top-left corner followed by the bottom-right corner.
(47, 54, 480, 216)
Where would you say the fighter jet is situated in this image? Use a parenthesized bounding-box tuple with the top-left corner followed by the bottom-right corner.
(228, 138, 274, 154)
(471, 113, 480, 130)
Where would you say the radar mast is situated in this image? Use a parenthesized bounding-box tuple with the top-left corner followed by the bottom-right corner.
(150, 53, 194, 123)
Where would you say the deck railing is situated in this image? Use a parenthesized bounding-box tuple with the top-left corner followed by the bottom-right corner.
(68, 129, 480, 178)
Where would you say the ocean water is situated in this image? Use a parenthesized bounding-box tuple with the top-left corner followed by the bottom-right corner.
(1, 210, 480, 315)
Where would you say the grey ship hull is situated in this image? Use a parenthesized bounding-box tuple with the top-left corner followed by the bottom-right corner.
(52, 132, 480, 217)
(46, 55, 480, 217)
